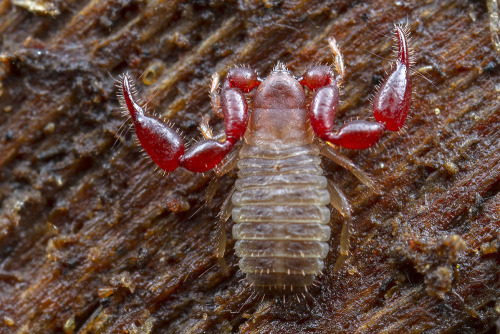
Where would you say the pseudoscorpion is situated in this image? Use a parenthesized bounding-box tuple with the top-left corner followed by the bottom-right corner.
(118, 25, 412, 294)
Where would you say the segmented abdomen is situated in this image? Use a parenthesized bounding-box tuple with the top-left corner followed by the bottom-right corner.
(232, 144, 330, 294)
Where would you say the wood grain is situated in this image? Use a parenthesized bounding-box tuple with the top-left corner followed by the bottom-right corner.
(0, 0, 498, 333)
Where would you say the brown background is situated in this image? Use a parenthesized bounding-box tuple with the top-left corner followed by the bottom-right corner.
(0, 0, 499, 333)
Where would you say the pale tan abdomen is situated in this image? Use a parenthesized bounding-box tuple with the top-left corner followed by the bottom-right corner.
(232, 144, 330, 294)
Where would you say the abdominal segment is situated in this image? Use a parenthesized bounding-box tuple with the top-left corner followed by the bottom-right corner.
(232, 144, 330, 294)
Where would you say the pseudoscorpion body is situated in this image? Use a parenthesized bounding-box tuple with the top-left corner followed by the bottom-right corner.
(119, 26, 412, 294)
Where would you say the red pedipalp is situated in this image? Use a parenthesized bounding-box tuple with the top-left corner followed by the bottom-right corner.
(373, 25, 412, 132)
(303, 25, 412, 149)
(122, 75, 185, 171)
(120, 68, 260, 173)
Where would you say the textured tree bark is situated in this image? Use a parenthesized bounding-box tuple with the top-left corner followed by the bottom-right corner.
(0, 0, 499, 333)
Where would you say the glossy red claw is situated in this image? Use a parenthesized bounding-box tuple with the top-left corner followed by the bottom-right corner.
(120, 69, 255, 174)
(306, 26, 412, 150)
(373, 26, 412, 131)
(134, 115, 185, 171)
(122, 75, 185, 171)
(122, 75, 143, 118)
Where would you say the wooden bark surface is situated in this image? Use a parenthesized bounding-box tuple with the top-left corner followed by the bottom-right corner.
(0, 0, 499, 333)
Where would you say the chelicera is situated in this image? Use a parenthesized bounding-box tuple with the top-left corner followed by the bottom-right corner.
(118, 26, 412, 295)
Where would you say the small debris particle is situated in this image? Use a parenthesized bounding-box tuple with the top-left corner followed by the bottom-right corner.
(128, 310, 155, 334)
(173, 32, 190, 48)
(63, 315, 75, 334)
(166, 198, 190, 213)
(417, 65, 434, 73)
(4, 105, 12, 112)
(470, 112, 480, 121)
(468, 4, 477, 22)
(3, 316, 14, 326)
(384, 283, 401, 300)
(425, 266, 453, 299)
(347, 265, 359, 275)
(98, 286, 114, 299)
(443, 235, 467, 262)
(443, 161, 459, 174)
(43, 122, 55, 134)
(480, 239, 498, 254)
(119, 271, 135, 293)
(12, 0, 60, 15)
(434, 108, 441, 115)
(54, 174, 63, 187)
(143, 60, 165, 85)
(87, 246, 101, 262)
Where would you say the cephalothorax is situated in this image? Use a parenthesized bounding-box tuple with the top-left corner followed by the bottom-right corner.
(119, 26, 412, 294)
